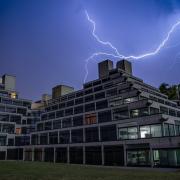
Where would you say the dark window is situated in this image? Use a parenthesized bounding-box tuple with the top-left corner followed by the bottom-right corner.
(59, 130, 70, 144)
(73, 116, 83, 126)
(95, 92, 105, 100)
(75, 98, 83, 105)
(37, 123, 44, 131)
(84, 83, 92, 89)
(113, 107, 129, 120)
(93, 80, 101, 86)
(62, 118, 72, 128)
(48, 112, 55, 119)
(96, 100, 108, 110)
(85, 89, 93, 95)
(45, 121, 52, 130)
(0, 114, 9, 122)
(150, 107, 159, 115)
(31, 134, 38, 145)
(59, 103, 65, 109)
(100, 125, 117, 141)
(40, 133, 48, 145)
(74, 106, 83, 114)
(106, 88, 117, 97)
(98, 110, 112, 123)
(53, 120, 61, 129)
(49, 132, 58, 144)
(67, 100, 74, 107)
(65, 108, 73, 116)
(85, 127, 99, 142)
(85, 103, 95, 112)
(85, 95, 94, 102)
(160, 106, 168, 115)
(41, 114, 47, 121)
(94, 86, 102, 92)
(169, 109, 176, 117)
(71, 129, 83, 143)
(52, 105, 58, 111)
(56, 110, 64, 118)
(2, 124, 15, 134)
(17, 108, 27, 116)
(76, 91, 84, 97)
(10, 115, 21, 124)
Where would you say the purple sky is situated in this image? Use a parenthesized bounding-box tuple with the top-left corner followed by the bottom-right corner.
(1, 0, 180, 101)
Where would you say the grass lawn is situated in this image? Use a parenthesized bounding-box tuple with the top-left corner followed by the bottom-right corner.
(0, 161, 179, 180)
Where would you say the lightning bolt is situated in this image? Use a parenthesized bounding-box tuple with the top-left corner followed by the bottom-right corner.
(84, 10, 180, 82)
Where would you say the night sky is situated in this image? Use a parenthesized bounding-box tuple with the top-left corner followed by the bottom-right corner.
(1, 0, 180, 101)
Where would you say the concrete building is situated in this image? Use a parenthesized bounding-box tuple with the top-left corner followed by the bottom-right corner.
(0, 60, 180, 167)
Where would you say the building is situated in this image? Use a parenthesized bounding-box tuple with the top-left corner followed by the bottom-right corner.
(0, 60, 180, 167)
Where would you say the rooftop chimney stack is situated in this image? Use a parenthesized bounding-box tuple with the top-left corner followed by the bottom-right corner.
(116, 59, 132, 75)
(98, 60, 113, 79)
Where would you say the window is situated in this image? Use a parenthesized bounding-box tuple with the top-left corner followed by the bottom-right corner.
(65, 108, 73, 116)
(74, 106, 83, 114)
(0, 114, 9, 122)
(44, 121, 52, 130)
(85, 103, 95, 112)
(56, 110, 64, 118)
(130, 107, 149, 118)
(150, 107, 159, 115)
(59, 103, 66, 109)
(96, 100, 108, 110)
(94, 86, 102, 92)
(0, 136, 7, 146)
(52, 105, 58, 111)
(140, 124, 162, 138)
(160, 106, 168, 115)
(95, 92, 105, 100)
(100, 125, 117, 141)
(53, 120, 61, 129)
(71, 129, 83, 143)
(40, 133, 48, 145)
(85, 89, 93, 95)
(31, 134, 38, 145)
(62, 118, 72, 128)
(118, 127, 138, 140)
(17, 108, 27, 116)
(49, 132, 58, 144)
(37, 123, 44, 131)
(6, 107, 16, 113)
(76, 91, 84, 97)
(169, 109, 176, 117)
(140, 126, 150, 138)
(109, 97, 122, 107)
(10, 115, 21, 124)
(85, 127, 99, 142)
(85, 113, 96, 125)
(124, 97, 138, 104)
(164, 124, 175, 137)
(2, 124, 15, 134)
(98, 110, 112, 123)
(150, 124, 162, 137)
(48, 112, 55, 119)
(41, 114, 47, 121)
(73, 116, 83, 127)
(67, 100, 74, 107)
(75, 98, 83, 105)
(59, 130, 70, 144)
(106, 88, 117, 97)
(113, 107, 129, 120)
(85, 95, 94, 102)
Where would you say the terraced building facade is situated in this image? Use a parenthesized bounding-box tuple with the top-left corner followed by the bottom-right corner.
(1, 60, 180, 167)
